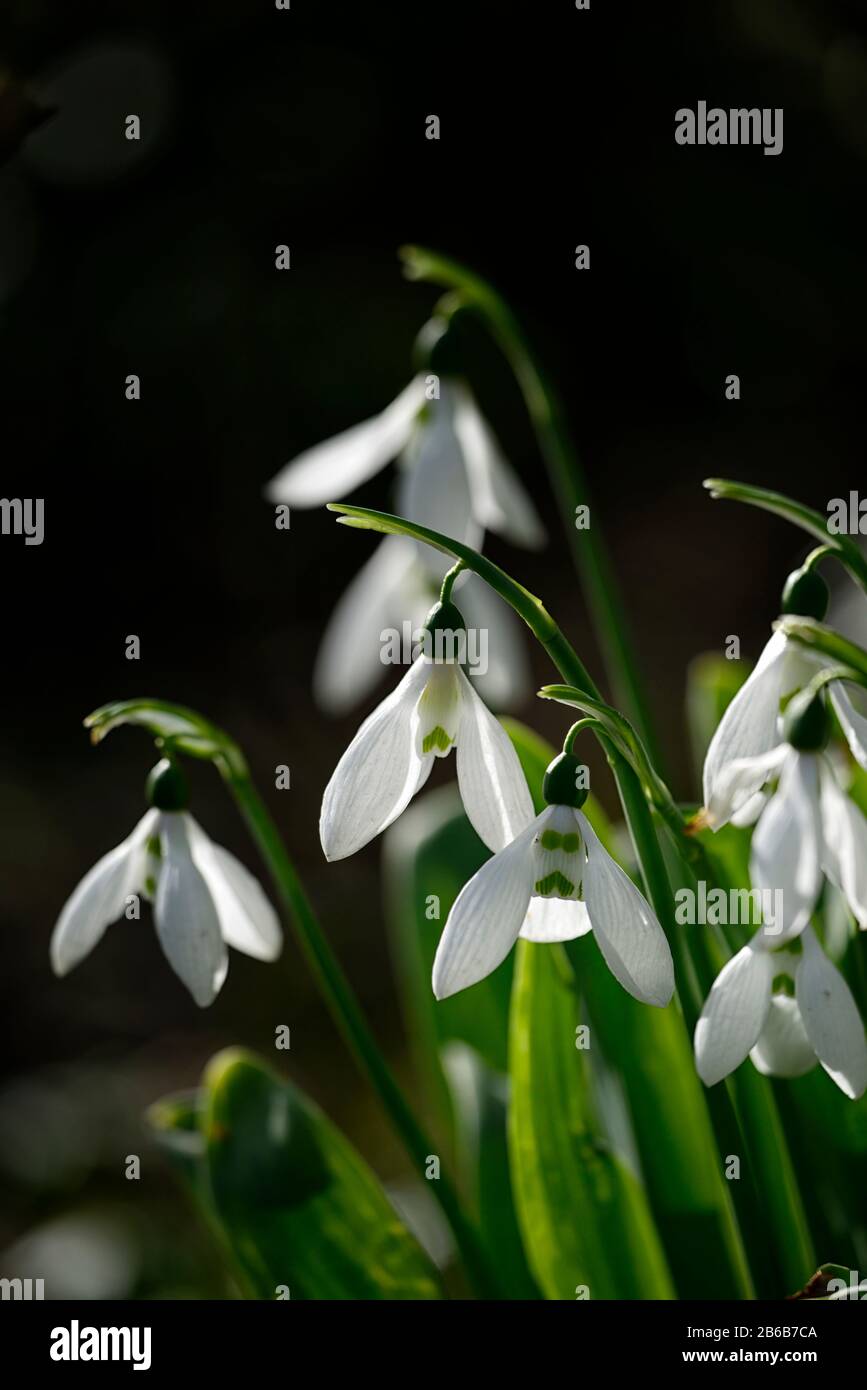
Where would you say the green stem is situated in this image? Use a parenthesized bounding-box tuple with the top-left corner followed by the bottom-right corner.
(704, 479, 867, 595)
(401, 244, 665, 773)
(225, 769, 501, 1298)
(439, 560, 465, 603)
(563, 719, 597, 754)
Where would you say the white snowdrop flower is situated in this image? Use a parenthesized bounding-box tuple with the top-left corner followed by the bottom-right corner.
(703, 567, 867, 828)
(265, 371, 545, 552)
(431, 751, 675, 1006)
(311, 536, 529, 716)
(50, 760, 282, 1007)
(320, 598, 534, 861)
(695, 927, 867, 1099)
(709, 692, 867, 943)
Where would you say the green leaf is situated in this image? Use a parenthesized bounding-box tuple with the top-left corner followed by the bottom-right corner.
(509, 940, 675, 1299)
(442, 1043, 539, 1298)
(508, 722, 754, 1299)
(150, 1049, 442, 1301)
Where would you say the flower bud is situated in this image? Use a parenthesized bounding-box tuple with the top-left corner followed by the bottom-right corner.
(782, 690, 830, 753)
(146, 758, 190, 812)
(781, 567, 829, 621)
(543, 752, 589, 810)
(423, 599, 465, 638)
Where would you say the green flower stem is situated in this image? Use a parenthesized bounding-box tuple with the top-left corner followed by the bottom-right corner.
(778, 616, 867, 687)
(439, 560, 465, 604)
(85, 700, 499, 1300)
(563, 719, 598, 754)
(704, 479, 867, 594)
(401, 244, 665, 773)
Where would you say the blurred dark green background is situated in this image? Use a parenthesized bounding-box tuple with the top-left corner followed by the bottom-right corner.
(1, 0, 866, 1295)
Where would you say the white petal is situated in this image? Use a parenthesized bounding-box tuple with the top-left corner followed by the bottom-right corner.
(706, 744, 789, 828)
(702, 632, 806, 826)
(796, 929, 867, 1099)
(819, 760, 867, 928)
(154, 814, 228, 1008)
(577, 812, 675, 1007)
(750, 994, 817, 1078)
(432, 816, 540, 999)
(694, 944, 774, 1086)
(50, 810, 157, 977)
(454, 666, 534, 851)
(519, 896, 592, 942)
(395, 384, 483, 572)
(729, 789, 769, 828)
(320, 655, 430, 860)
(751, 752, 822, 946)
(830, 683, 867, 773)
(457, 576, 530, 710)
(265, 377, 425, 506)
(187, 818, 282, 961)
(313, 537, 421, 716)
(451, 383, 546, 549)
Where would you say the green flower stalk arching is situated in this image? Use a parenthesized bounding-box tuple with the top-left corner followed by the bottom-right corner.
(68, 698, 501, 1300)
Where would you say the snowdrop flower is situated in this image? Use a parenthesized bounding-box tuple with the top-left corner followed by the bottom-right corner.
(431, 750, 675, 1005)
(51, 760, 282, 1007)
(311, 536, 529, 716)
(703, 566, 867, 828)
(320, 598, 534, 860)
(695, 927, 867, 1099)
(709, 691, 867, 942)
(266, 318, 545, 715)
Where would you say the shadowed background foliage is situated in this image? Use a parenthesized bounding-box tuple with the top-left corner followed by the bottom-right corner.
(1, 0, 865, 1295)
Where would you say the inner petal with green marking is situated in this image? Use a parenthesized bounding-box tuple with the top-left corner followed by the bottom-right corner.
(530, 805, 585, 901)
(415, 662, 461, 760)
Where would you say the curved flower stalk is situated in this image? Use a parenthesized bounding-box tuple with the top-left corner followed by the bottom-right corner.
(266, 328, 544, 714)
(51, 758, 281, 1006)
(320, 586, 534, 860)
(695, 927, 867, 1099)
(432, 740, 674, 1006)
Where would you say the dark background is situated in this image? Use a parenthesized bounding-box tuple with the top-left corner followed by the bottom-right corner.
(0, 0, 865, 1293)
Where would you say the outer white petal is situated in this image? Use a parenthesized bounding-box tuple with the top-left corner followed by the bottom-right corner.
(312, 537, 421, 716)
(457, 576, 530, 710)
(694, 943, 774, 1086)
(519, 896, 592, 942)
(265, 377, 425, 506)
(451, 383, 546, 549)
(751, 752, 822, 946)
(187, 818, 282, 961)
(154, 814, 228, 1008)
(703, 632, 797, 825)
(319, 655, 431, 861)
(432, 816, 540, 999)
(706, 744, 789, 828)
(730, 789, 769, 828)
(50, 810, 156, 977)
(454, 666, 534, 852)
(577, 812, 674, 1007)
(796, 929, 867, 1099)
(395, 385, 483, 573)
(749, 993, 816, 1078)
(830, 683, 867, 773)
(819, 760, 867, 928)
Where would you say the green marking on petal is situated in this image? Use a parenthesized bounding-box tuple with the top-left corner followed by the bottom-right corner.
(144, 876, 157, 898)
(422, 725, 453, 753)
(539, 829, 581, 853)
(534, 871, 576, 898)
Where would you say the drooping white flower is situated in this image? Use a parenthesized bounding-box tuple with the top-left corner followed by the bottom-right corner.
(319, 622, 534, 861)
(267, 373, 545, 716)
(694, 927, 867, 1098)
(266, 375, 545, 550)
(311, 536, 529, 716)
(708, 710, 867, 941)
(51, 770, 282, 1007)
(431, 758, 675, 1006)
